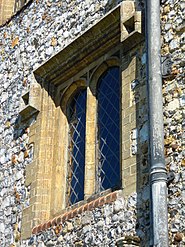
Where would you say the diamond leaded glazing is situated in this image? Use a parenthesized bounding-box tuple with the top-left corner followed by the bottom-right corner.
(97, 67, 120, 192)
(67, 89, 87, 205)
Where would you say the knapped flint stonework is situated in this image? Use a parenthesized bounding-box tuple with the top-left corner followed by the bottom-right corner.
(161, 0, 185, 246)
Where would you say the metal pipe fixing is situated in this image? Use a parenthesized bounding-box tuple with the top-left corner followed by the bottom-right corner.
(145, 0, 169, 246)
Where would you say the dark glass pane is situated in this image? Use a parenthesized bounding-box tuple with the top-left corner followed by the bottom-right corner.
(68, 89, 86, 205)
(97, 67, 120, 191)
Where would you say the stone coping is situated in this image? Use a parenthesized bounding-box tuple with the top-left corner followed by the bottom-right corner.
(32, 191, 118, 235)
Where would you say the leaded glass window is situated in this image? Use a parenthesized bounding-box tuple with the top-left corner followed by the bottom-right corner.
(97, 67, 120, 192)
(67, 89, 87, 205)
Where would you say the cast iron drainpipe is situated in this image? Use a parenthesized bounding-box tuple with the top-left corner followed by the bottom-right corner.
(146, 0, 169, 246)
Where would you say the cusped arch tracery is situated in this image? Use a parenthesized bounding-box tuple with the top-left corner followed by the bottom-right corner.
(60, 79, 87, 116)
(89, 57, 120, 96)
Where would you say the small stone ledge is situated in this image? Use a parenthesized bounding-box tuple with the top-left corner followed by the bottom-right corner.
(32, 191, 118, 235)
(19, 81, 41, 122)
(19, 105, 39, 122)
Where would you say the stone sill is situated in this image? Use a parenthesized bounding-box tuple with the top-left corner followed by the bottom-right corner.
(32, 190, 119, 235)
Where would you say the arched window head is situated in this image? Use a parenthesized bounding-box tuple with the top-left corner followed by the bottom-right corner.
(97, 67, 120, 192)
(67, 89, 87, 205)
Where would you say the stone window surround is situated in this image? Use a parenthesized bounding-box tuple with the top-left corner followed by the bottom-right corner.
(20, 1, 143, 239)
(59, 54, 121, 198)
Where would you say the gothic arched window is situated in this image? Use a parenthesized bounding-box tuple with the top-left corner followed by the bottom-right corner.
(96, 67, 121, 192)
(67, 89, 87, 205)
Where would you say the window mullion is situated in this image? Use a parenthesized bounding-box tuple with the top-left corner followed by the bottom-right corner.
(84, 88, 96, 198)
